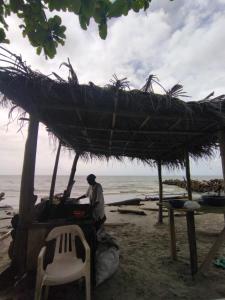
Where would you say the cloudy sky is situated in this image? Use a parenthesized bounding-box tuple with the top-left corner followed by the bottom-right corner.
(0, 0, 225, 176)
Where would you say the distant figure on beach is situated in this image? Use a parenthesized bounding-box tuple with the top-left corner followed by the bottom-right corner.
(75, 174, 106, 230)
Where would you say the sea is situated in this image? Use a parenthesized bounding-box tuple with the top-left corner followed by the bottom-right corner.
(0, 175, 222, 210)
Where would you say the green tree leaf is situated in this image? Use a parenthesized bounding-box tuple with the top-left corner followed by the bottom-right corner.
(79, 15, 88, 30)
(36, 46, 42, 55)
(68, 0, 81, 13)
(99, 22, 107, 39)
(44, 40, 57, 58)
(0, 27, 6, 42)
(108, 0, 128, 18)
(131, 0, 142, 12)
(0, 0, 171, 58)
(9, 0, 24, 13)
(81, 0, 96, 18)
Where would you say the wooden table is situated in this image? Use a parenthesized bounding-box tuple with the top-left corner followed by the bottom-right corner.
(162, 201, 225, 277)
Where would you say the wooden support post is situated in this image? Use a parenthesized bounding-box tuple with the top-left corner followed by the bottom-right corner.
(13, 115, 39, 274)
(186, 211, 198, 276)
(218, 131, 225, 223)
(185, 150, 192, 200)
(157, 160, 163, 224)
(49, 141, 62, 203)
(64, 152, 80, 199)
(169, 208, 177, 260)
(219, 131, 225, 193)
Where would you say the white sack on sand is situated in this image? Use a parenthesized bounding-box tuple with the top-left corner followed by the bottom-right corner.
(95, 228, 119, 286)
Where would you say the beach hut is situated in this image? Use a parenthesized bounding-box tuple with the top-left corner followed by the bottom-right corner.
(0, 48, 225, 279)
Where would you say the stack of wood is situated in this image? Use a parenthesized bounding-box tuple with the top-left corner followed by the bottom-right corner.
(163, 179, 224, 193)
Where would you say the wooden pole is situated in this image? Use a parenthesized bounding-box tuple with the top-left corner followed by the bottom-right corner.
(13, 115, 39, 274)
(64, 152, 80, 199)
(219, 131, 225, 192)
(186, 211, 198, 276)
(157, 160, 163, 224)
(169, 208, 177, 260)
(49, 141, 62, 203)
(185, 150, 192, 200)
(218, 131, 225, 223)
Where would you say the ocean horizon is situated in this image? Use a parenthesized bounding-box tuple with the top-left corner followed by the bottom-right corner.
(0, 174, 223, 210)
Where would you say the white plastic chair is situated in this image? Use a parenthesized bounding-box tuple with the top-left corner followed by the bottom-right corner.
(34, 225, 91, 300)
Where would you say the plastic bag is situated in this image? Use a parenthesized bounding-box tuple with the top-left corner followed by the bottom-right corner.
(183, 200, 200, 210)
(95, 228, 120, 286)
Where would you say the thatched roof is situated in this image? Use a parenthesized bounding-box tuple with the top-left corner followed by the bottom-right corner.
(0, 48, 225, 167)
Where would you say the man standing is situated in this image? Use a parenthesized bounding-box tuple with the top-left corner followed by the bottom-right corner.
(75, 174, 106, 230)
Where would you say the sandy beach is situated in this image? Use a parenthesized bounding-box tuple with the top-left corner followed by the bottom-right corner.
(99, 204, 225, 300)
(1, 201, 225, 299)
(0, 207, 13, 275)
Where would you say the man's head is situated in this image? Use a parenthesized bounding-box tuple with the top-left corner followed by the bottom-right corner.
(87, 174, 96, 185)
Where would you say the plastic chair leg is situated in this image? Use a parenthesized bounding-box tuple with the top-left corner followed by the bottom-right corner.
(34, 279, 44, 300)
(85, 273, 91, 300)
(43, 286, 49, 300)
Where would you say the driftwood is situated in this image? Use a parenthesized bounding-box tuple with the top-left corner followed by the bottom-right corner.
(145, 195, 187, 201)
(0, 230, 11, 241)
(0, 225, 11, 230)
(105, 222, 131, 226)
(107, 198, 142, 206)
(117, 208, 146, 215)
(0, 205, 13, 210)
(0, 217, 12, 221)
(142, 207, 168, 212)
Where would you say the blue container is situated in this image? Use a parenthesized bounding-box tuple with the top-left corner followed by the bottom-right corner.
(169, 199, 185, 208)
(201, 195, 225, 207)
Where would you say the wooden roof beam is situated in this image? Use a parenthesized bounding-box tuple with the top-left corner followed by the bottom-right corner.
(78, 147, 160, 156)
(74, 108, 93, 147)
(122, 115, 151, 154)
(71, 141, 181, 152)
(71, 143, 163, 152)
(160, 132, 215, 159)
(71, 136, 173, 145)
(200, 121, 218, 132)
(47, 127, 82, 153)
(40, 104, 215, 123)
(146, 118, 182, 153)
(169, 118, 182, 130)
(109, 91, 119, 153)
(56, 124, 208, 135)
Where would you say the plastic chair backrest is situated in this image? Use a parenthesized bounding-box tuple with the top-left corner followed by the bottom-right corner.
(45, 225, 85, 261)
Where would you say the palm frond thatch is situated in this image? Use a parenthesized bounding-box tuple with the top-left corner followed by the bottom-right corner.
(0, 47, 224, 168)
